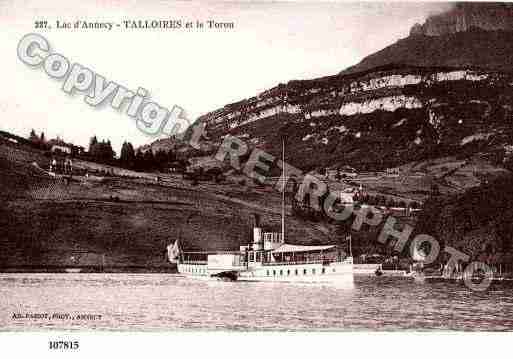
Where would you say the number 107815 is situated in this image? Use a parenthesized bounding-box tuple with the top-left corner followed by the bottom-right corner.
(49, 341, 79, 350)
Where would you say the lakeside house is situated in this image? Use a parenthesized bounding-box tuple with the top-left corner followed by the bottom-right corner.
(339, 187, 361, 204)
(49, 139, 84, 156)
(51, 144, 72, 154)
(385, 167, 401, 177)
(326, 165, 358, 181)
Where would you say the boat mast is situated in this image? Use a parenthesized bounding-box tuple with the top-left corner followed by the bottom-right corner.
(281, 138, 285, 243)
(349, 233, 352, 258)
(280, 86, 288, 245)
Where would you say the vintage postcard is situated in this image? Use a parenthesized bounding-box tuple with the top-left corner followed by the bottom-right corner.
(1, 0, 513, 355)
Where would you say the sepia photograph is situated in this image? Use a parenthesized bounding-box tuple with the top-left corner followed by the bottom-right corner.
(1, 1, 513, 354)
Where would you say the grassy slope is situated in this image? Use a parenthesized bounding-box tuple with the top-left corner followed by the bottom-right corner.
(414, 173, 513, 265)
(338, 156, 509, 203)
(0, 139, 334, 268)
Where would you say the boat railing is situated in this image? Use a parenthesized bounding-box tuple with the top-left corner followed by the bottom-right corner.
(181, 251, 241, 255)
(260, 258, 346, 266)
(180, 260, 208, 265)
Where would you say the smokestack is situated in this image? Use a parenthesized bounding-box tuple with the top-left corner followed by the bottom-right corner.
(253, 213, 260, 228)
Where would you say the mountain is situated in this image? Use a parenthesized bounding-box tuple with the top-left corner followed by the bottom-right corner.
(410, 3, 513, 37)
(341, 29, 513, 76)
(342, 3, 513, 75)
(188, 65, 513, 175)
(170, 3, 513, 177)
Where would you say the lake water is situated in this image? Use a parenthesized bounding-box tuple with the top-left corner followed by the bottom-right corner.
(1, 273, 513, 331)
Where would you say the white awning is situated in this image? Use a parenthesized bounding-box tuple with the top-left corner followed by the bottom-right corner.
(273, 244, 336, 253)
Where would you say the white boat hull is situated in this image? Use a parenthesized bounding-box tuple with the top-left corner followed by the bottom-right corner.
(178, 259, 353, 283)
(64, 268, 82, 273)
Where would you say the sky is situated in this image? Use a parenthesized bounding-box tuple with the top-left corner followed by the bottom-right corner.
(0, 0, 453, 154)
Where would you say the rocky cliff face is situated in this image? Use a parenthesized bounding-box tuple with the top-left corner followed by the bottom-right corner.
(341, 3, 513, 75)
(193, 65, 513, 172)
(176, 4, 513, 173)
(410, 3, 513, 37)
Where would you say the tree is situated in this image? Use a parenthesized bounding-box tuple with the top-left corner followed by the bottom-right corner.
(134, 149, 148, 171)
(504, 156, 513, 172)
(143, 150, 156, 170)
(154, 150, 169, 171)
(430, 183, 441, 197)
(120, 141, 136, 168)
(89, 136, 98, 153)
(29, 129, 37, 140)
(167, 149, 176, 163)
(35, 131, 48, 150)
(101, 140, 115, 163)
(89, 138, 115, 164)
(28, 129, 41, 148)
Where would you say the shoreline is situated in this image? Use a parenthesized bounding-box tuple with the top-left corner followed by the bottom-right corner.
(0, 265, 177, 274)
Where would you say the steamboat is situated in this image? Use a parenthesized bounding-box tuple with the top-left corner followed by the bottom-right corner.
(167, 225, 353, 283)
(167, 140, 353, 283)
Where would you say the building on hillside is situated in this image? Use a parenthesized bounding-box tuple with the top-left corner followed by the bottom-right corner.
(326, 165, 358, 181)
(186, 156, 223, 172)
(326, 169, 338, 180)
(168, 161, 186, 173)
(340, 192, 355, 204)
(339, 187, 358, 204)
(385, 167, 401, 177)
(339, 185, 365, 204)
(49, 139, 84, 156)
(51, 144, 72, 154)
